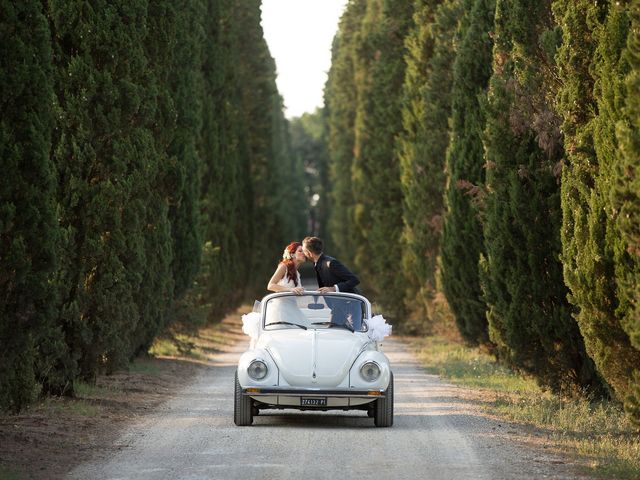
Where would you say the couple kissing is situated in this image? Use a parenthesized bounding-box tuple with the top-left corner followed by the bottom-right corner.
(267, 236, 360, 296)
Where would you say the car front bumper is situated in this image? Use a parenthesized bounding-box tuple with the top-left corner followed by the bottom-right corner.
(243, 386, 387, 409)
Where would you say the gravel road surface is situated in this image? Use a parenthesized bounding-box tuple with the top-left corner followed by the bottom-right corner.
(68, 335, 585, 480)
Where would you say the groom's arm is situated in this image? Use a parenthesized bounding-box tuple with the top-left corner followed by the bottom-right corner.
(327, 258, 360, 292)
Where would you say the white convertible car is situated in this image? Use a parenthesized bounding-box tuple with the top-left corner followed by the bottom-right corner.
(235, 292, 393, 427)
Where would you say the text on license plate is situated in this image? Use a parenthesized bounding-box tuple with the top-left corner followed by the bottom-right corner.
(301, 397, 327, 406)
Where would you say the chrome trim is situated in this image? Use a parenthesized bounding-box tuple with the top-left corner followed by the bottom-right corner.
(243, 387, 385, 398)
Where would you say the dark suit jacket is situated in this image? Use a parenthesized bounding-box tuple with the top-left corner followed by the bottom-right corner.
(314, 254, 360, 294)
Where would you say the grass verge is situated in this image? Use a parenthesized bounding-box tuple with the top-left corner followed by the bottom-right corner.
(408, 336, 640, 480)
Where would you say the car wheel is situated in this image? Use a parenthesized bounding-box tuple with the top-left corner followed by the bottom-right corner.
(374, 372, 393, 427)
(234, 370, 253, 426)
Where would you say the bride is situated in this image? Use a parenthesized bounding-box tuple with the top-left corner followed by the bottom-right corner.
(267, 241, 306, 294)
(266, 242, 307, 326)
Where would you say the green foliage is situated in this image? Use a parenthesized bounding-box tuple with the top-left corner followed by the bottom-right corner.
(325, 0, 367, 261)
(348, 0, 414, 320)
(0, 1, 66, 410)
(1, 0, 296, 411)
(289, 110, 329, 238)
(222, 0, 306, 296)
(555, 0, 640, 417)
(615, 0, 640, 423)
(441, 0, 495, 345)
(49, 0, 175, 381)
(481, 0, 601, 394)
(398, 0, 463, 329)
(167, 0, 205, 298)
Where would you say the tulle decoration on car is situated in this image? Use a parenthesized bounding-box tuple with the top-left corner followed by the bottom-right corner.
(367, 315, 392, 342)
(241, 311, 261, 348)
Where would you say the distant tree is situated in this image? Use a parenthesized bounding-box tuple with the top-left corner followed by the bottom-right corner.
(481, 0, 602, 393)
(554, 0, 640, 417)
(0, 0, 66, 410)
(290, 110, 329, 237)
(441, 0, 495, 345)
(398, 0, 462, 329)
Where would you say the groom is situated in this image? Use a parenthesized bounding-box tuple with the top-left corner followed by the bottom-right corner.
(302, 236, 360, 294)
(302, 236, 362, 328)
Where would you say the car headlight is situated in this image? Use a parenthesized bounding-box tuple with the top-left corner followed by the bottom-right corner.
(247, 360, 268, 380)
(360, 361, 381, 382)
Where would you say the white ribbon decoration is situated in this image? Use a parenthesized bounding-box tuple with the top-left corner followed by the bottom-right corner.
(367, 314, 392, 342)
(241, 311, 261, 348)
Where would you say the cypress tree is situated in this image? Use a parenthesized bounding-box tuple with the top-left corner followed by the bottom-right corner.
(166, 0, 205, 299)
(0, 0, 65, 410)
(49, 0, 171, 380)
(130, 0, 179, 355)
(350, 0, 413, 320)
(199, 0, 299, 303)
(325, 0, 366, 261)
(441, 0, 494, 345)
(554, 0, 640, 412)
(234, 0, 301, 290)
(398, 0, 462, 328)
(616, 0, 640, 421)
(481, 0, 601, 393)
(199, 0, 249, 311)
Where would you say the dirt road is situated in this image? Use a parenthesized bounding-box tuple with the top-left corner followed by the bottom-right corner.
(67, 335, 586, 480)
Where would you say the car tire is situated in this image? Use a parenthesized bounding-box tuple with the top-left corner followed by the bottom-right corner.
(234, 370, 253, 426)
(374, 372, 393, 427)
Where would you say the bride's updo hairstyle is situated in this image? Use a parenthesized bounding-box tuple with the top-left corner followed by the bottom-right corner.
(280, 241, 301, 286)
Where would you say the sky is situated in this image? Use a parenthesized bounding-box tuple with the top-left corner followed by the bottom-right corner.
(260, 0, 348, 119)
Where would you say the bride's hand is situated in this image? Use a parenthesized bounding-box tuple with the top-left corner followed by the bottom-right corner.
(291, 287, 304, 295)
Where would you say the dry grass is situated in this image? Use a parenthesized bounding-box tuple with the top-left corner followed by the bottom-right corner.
(409, 336, 640, 480)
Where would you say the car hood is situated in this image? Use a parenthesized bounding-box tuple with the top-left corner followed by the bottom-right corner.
(258, 329, 369, 387)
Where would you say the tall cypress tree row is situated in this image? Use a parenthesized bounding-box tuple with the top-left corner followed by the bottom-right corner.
(166, 0, 205, 299)
(325, 0, 366, 261)
(554, 0, 640, 415)
(0, 1, 66, 410)
(441, 0, 494, 345)
(481, 0, 600, 392)
(199, 0, 248, 312)
(130, 0, 179, 355)
(49, 0, 174, 381)
(398, 0, 462, 327)
(233, 0, 303, 292)
(1, 0, 298, 411)
(615, 0, 640, 421)
(350, 0, 413, 319)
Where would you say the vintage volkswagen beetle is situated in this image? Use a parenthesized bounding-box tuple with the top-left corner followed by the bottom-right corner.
(234, 291, 393, 427)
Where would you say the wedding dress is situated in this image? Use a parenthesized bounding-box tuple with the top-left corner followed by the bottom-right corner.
(267, 270, 306, 326)
(276, 270, 301, 289)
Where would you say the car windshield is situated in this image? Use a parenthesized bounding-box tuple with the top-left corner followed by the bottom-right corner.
(264, 294, 367, 332)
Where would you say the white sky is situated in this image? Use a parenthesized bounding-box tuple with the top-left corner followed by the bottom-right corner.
(260, 0, 348, 119)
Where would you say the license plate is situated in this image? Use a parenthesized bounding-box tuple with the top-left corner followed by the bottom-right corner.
(301, 397, 327, 406)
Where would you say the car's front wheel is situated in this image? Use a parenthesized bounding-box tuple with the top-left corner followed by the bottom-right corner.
(234, 370, 253, 426)
(374, 372, 393, 427)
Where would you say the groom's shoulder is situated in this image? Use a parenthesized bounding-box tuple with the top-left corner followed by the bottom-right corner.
(322, 254, 337, 264)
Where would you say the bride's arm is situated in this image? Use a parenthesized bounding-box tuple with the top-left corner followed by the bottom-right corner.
(267, 264, 289, 292)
